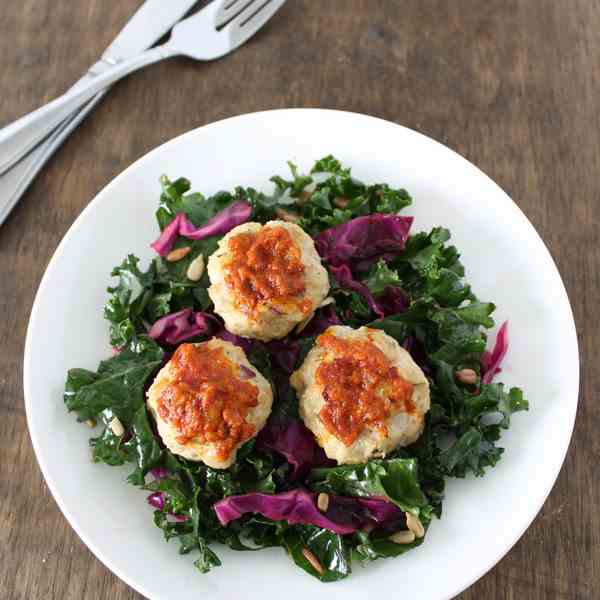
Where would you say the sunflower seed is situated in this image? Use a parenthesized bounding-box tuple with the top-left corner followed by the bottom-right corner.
(455, 368, 478, 385)
(302, 547, 324, 575)
(389, 530, 415, 545)
(166, 246, 191, 262)
(405, 512, 425, 538)
(275, 208, 301, 223)
(109, 417, 125, 437)
(186, 254, 205, 281)
(317, 492, 329, 512)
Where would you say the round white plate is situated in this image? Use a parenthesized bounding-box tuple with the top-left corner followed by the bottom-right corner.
(24, 109, 578, 600)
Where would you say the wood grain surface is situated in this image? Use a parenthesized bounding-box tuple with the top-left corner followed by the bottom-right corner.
(1, 0, 597, 598)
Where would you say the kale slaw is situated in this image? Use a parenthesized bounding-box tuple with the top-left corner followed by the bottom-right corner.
(64, 156, 527, 581)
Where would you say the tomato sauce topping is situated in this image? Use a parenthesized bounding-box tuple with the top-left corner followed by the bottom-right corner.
(224, 225, 309, 316)
(157, 343, 258, 460)
(315, 330, 415, 446)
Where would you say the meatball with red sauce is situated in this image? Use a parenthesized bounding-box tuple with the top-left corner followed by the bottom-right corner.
(207, 221, 329, 341)
(146, 339, 273, 469)
(290, 325, 430, 464)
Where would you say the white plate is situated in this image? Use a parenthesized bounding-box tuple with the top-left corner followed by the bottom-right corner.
(24, 109, 578, 600)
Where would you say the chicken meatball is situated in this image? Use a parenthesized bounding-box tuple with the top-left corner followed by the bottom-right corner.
(207, 220, 329, 341)
(146, 338, 273, 469)
(290, 325, 430, 464)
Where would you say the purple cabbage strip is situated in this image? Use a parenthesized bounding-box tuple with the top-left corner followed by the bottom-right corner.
(265, 339, 300, 374)
(213, 490, 356, 534)
(257, 418, 333, 479)
(355, 497, 404, 525)
(315, 214, 413, 268)
(150, 213, 185, 257)
(151, 201, 252, 256)
(213, 490, 403, 534)
(315, 214, 413, 318)
(166, 514, 189, 523)
(150, 467, 170, 481)
(376, 285, 410, 316)
(216, 329, 254, 354)
(330, 264, 384, 318)
(148, 308, 216, 345)
(239, 364, 256, 379)
(402, 335, 431, 373)
(481, 321, 509, 384)
(325, 496, 404, 530)
(147, 492, 165, 511)
(147, 489, 189, 522)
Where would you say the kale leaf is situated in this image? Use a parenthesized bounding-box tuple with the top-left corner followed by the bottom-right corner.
(363, 259, 402, 295)
(308, 459, 430, 517)
(64, 337, 163, 423)
(282, 525, 351, 582)
(104, 255, 158, 347)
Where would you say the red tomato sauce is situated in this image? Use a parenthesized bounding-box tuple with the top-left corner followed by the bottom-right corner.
(157, 343, 258, 460)
(315, 330, 415, 446)
(224, 225, 310, 316)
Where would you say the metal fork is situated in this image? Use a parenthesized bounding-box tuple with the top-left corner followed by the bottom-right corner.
(0, 0, 285, 225)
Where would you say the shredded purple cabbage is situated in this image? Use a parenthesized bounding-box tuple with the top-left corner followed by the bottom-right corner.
(325, 496, 405, 530)
(353, 497, 404, 525)
(330, 264, 384, 318)
(315, 214, 413, 319)
(239, 365, 256, 379)
(265, 339, 300, 374)
(148, 308, 216, 345)
(215, 329, 254, 354)
(147, 491, 165, 510)
(402, 336, 430, 373)
(151, 201, 252, 256)
(481, 321, 509, 384)
(257, 418, 333, 479)
(315, 214, 413, 268)
(213, 489, 403, 534)
(149, 467, 170, 481)
(166, 513, 189, 523)
(147, 491, 189, 522)
(376, 285, 410, 316)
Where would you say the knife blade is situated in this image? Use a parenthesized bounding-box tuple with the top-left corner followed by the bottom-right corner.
(0, 0, 198, 225)
(0, 0, 198, 176)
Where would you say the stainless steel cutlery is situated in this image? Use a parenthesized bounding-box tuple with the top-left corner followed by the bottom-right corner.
(0, 0, 286, 226)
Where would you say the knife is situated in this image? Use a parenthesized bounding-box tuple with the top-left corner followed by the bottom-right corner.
(0, 0, 198, 175)
(0, 0, 198, 176)
(0, 0, 198, 225)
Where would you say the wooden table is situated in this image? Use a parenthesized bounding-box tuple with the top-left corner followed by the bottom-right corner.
(1, 1, 596, 598)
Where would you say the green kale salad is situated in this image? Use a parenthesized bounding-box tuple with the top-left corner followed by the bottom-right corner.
(64, 156, 528, 582)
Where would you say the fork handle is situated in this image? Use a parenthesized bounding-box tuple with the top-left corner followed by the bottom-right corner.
(0, 93, 107, 226)
(0, 58, 125, 176)
(0, 44, 175, 175)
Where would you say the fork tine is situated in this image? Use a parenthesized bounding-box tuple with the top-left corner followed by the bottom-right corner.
(214, 0, 256, 29)
(224, 0, 286, 47)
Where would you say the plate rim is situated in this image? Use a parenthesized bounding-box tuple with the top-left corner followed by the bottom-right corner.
(23, 107, 580, 600)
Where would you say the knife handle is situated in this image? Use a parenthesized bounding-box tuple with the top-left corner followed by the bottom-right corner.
(0, 59, 119, 176)
(0, 92, 106, 226)
(0, 45, 173, 178)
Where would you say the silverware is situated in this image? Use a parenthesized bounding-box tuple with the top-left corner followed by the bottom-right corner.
(0, 0, 286, 228)
(0, 1, 197, 177)
(0, 0, 286, 174)
(0, 0, 198, 226)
